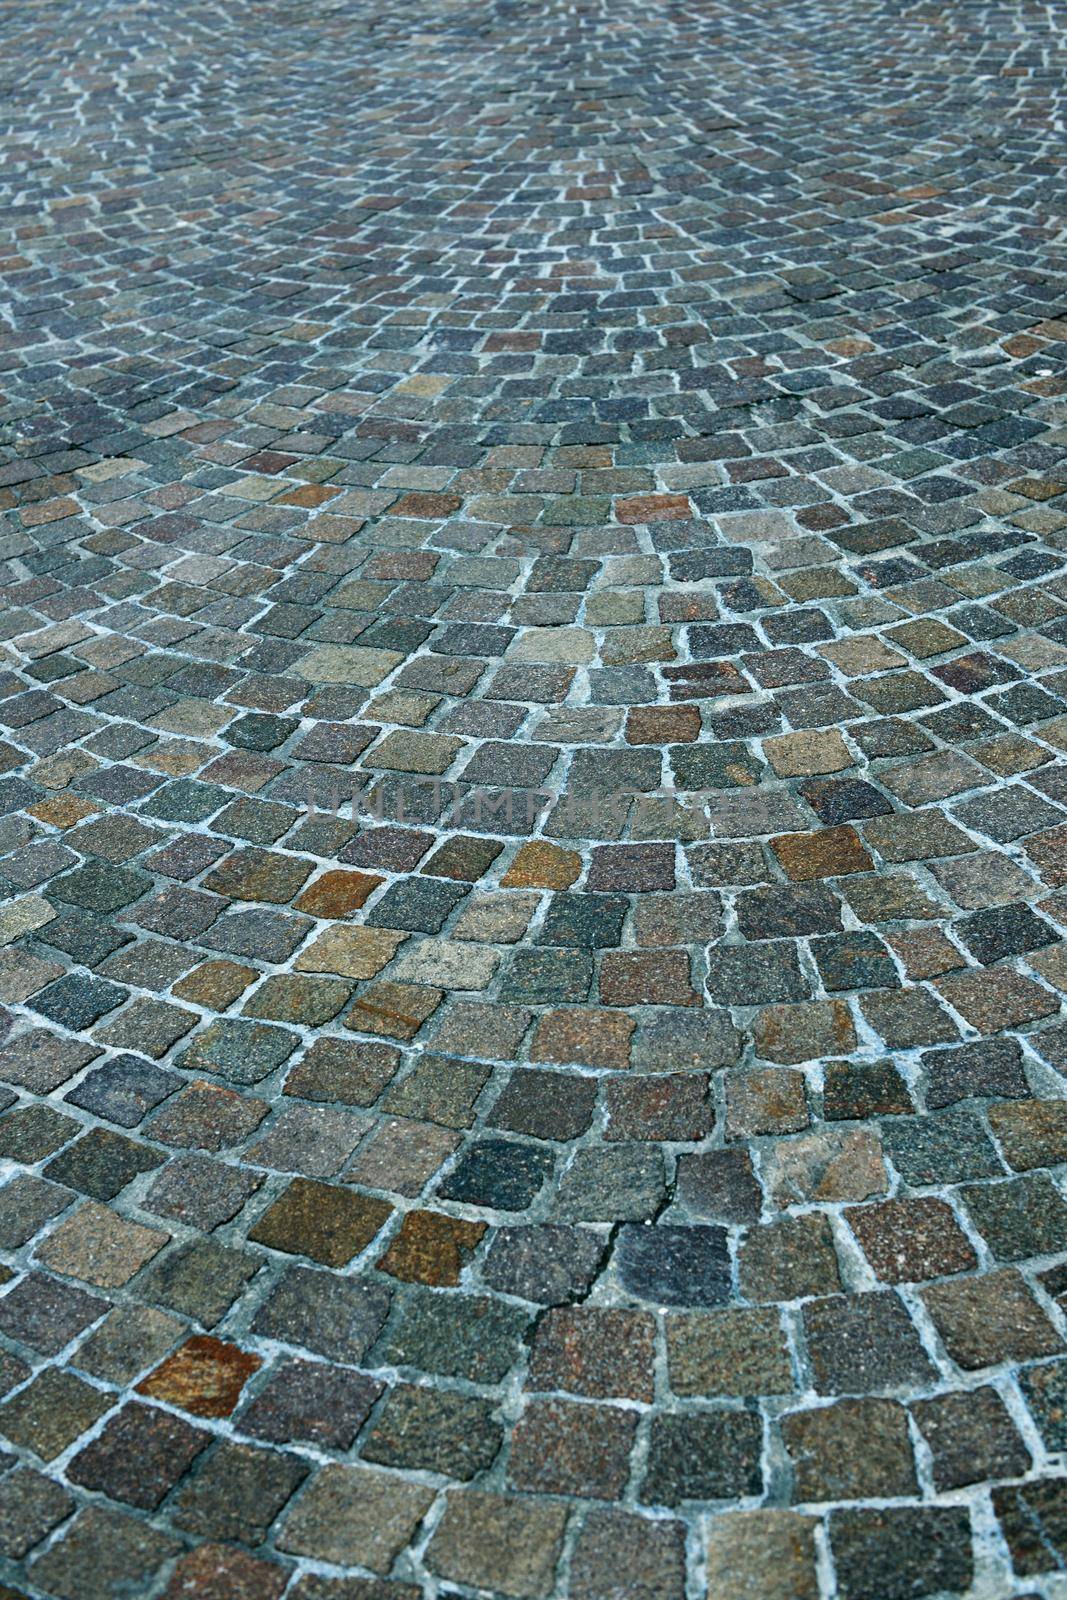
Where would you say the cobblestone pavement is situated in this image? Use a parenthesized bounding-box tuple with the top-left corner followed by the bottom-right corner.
(0, 0, 1065, 1595)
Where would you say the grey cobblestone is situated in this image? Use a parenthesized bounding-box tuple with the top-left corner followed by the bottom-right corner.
(0, 0, 1065, 1594)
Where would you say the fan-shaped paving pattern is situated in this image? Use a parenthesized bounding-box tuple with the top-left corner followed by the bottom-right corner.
(0, 0, 1066, 1596)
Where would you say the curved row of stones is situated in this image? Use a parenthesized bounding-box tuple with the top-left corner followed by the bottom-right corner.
(0, 0, 1065, 1596)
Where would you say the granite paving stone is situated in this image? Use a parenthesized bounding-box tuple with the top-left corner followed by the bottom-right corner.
(0, 1273, 107, 1358)
(570, 1509, 687, 1600)
(0, 1369, 109, 1462)
(136, 1336, 261, 1419)
(36, 1201, 168, 1289)
(642, 1411, 764, 1506)
(828, 1508, 974, 1600)
(277, 1463, 433, 1570)
(782, 1398, 917, 1502)
(360, 1384, 501, 1480)
(801, 1292, 937, 1395)
(28, 1506, 181, 1600)
(705, 1511, 819, 1600)
(169, 1438, 309, 1545)
(67, 1401, 209, 1510)
(73, 1304, 186, 1386)
(0, 1466, 75, 1559)
(425, 1491, 568, 1597)
(0, 1176, 73, 1251)
(993, 1479, 1067, 1580)
(163, 1545, 289, 1600)
(507, 1399, 638, 1499)
(248, 1177, 392, 1267)
(0, 0, 1064, 1592)
(911, 1387, 1031, 1491)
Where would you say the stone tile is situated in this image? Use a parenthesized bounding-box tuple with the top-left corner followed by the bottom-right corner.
(171, 1439, 308, 1544)
(139, 1238, 260, 1329)
(675, 1148, 763, 1223)
(615, 1224, 731, 1307)
(783, 1398, 916, 1501)
(249, 1177, 392, 1266)
(0, 1368, 109, 1460)
(37, 1201, 168, 1288)
(163, 1545, 289, 1600)
(68, 1401, 209, 1509)
(483, 1224, 605, 1304)
(239, 1359, 382, 1451)
(252, 1265, 390, 1364)
(554, 1146, 668, 1222)
(284, 1035, 401, 1106)
(726, 1068, 809, 1137)
(1019, 1358, 1067, 1451)
(44, 1127, 163, 1200)
(142, 1153, 263, 1230)
(666, 1307, 793, 1397)
(377, 1209, 486, 1286)
(0, 1466, 75, 1559)
(921, 1271, 1064, 1369)
(961, 1172, 1067, 1260)
(0, 1028, 99, 1093)
(373, 1289, 528, 1384)
(642, 1411, 763, 1506)
(527, 1307, 655, 1400)
(802, 1292, 937, 1393)
(425, 1491, 568, 1598)
(287, 1574, 416, 1600)
(29, 1507, 180, 1600)
(989, 1099, 1067, 1169)
(570, 1509, 687, 1600)
(65, 1055, 181, 1127)
(922, 1038, 1028, 1108)
(508, 1398, 637, 1498)
(177, 1017, 297, 1086)
(912, 1387, 1030, 1490)
(488, 1068, 598, 1140)
(752, 1000, 856, 1064)
(738, 1214, 842, 1303)
(136, 1335, 261, 1418)
(245, 1104, 367, 1177)
(705, 1511, 818, 1600)
(278, 1464, 433, 1570)
(147, 1081, 269, 1151)
(346, 1116, 459, 1194)
(764, 1127, 886, 1206)
(381, 1054, 491, 1127)
(604, 1073, 712, 1142)
(880, 1109, 1001, 1186)
(846, 1197, 977, 1283)
(360, 1384, 501, 1479)
(0, 1176, 73, 1250)
(531, 1006, 634, 1068)
(0, 1272, 107, 1356)
(824, 1061, 914, 1119)
(828, 1508, 973, 1600)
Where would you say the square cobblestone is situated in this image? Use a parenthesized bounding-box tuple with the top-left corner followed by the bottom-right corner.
(426, 1490, 568, 1597)
(2, 7, 1065, 1591)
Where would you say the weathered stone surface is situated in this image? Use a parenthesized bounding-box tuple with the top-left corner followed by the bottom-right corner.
(705, 1511, 818, 1600)
(666, 1307, 793, 1397)
(136, 1336, 261, 1418)
(0, 6, 1063, 1591)
(426, 1492, 568, 1597)
(764, 1127, 886, 1206)
(278, 1464, 433, 1570)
